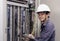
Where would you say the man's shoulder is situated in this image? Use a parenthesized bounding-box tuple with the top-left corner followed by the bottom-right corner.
(47, 20, 54, 27)
(46, 20, 55, 30)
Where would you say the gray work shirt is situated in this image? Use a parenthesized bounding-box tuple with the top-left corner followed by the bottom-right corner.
(34, 19, 55, 41)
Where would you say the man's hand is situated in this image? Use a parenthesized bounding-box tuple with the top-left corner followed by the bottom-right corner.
(28, 34, 35, 39)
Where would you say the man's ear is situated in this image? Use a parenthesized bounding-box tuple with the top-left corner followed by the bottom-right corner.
(47, 13, 50, 18)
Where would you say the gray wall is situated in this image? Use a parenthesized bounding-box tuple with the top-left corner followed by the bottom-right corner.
(0, 0, 7, 41)
(40, 0, 60, 41)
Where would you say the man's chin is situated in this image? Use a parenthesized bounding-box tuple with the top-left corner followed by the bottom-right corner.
(40, 20, 44, 21)
(41, 20, 45, 22)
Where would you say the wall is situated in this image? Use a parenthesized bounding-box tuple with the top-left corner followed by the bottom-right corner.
(0, 0, 7, 41)
(40, 0, 60, 41)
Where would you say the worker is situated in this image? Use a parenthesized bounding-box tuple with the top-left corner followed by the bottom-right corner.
(27, 4, 55, 41)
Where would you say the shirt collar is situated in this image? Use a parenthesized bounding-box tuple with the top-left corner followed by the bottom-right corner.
(41, 19, 49, 26)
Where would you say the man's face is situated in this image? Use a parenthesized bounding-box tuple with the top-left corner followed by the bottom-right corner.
(38, 12, 48, 22)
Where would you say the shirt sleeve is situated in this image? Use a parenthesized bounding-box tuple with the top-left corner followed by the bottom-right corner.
(34, 24, 55, 41)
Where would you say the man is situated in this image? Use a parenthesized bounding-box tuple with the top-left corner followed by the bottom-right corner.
(27, 4, 55, 41)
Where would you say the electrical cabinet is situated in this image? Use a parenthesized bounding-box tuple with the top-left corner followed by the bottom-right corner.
(7, 1, 30, 41)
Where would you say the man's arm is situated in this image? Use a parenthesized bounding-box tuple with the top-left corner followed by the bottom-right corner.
(34, 24, 55, 41)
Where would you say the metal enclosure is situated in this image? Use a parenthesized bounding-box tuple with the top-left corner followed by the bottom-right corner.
(7, 1, 30, 41)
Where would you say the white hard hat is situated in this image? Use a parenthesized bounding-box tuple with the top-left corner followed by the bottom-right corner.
(36, 4, 51, 13)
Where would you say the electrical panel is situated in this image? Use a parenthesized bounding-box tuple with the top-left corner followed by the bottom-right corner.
(7, 3, 30, 41)
(7, 0, 36, 41)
